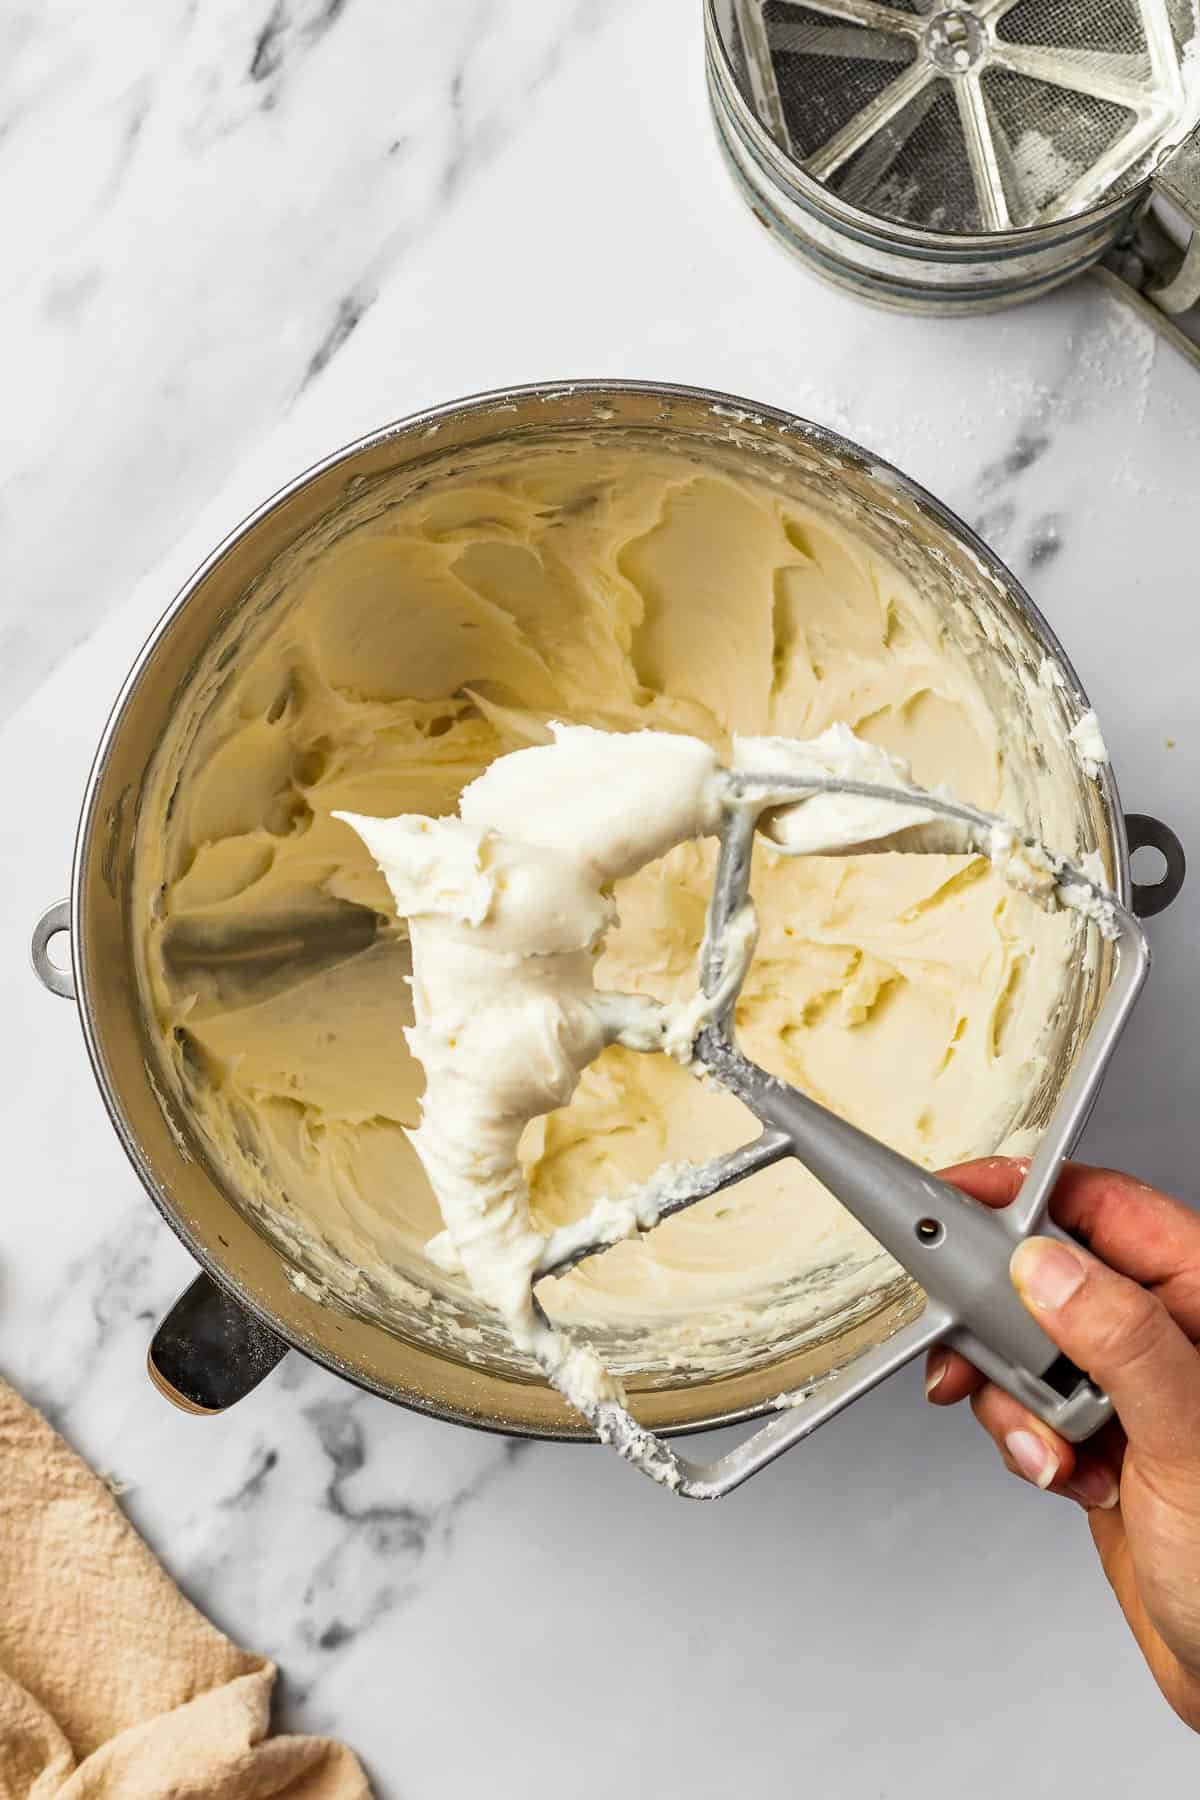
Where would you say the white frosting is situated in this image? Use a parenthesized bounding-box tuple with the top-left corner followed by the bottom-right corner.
(337, 726, 731, 1423)
(1067, 708, 1109, 779)
(336, 722, 953, 1421)
(134, 441, 1099, 1435)
(733, 722, 951, 855)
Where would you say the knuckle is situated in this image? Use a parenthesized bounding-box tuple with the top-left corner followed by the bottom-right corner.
(969, 1383, 1021, 1442)
(1083, 1281, 1167, 1371)
(968, 1385, 1000, 1429)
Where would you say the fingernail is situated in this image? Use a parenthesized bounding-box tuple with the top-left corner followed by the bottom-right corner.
(1005, 1428, 1059, 1489)
(1011, 1238, 1086, 1311)
(1066, 1466, 1120, 1511)
(925, 1355, 948, 1398)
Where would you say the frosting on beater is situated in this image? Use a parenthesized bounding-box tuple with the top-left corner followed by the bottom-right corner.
(338, 720, 1096, 1420)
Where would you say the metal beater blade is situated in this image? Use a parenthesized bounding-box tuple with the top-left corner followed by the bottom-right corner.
(533, 772, 1150, 1499)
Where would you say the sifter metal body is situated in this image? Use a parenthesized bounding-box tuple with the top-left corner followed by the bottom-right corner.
(706, 0, 1200, 358)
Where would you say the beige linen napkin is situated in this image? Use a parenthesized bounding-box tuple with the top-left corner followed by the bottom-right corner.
(0, 1379, 370, 1797)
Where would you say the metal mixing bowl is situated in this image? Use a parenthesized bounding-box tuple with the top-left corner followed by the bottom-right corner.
(30, 381, 1183, 1436)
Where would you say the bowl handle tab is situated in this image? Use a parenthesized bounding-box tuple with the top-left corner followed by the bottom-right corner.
(147, 1274, 288, 1414)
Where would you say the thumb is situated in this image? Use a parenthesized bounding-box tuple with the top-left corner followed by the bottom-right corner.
(1011, 1236, 1200, 1471)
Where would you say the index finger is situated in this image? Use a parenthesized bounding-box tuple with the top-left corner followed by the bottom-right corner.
(942, 1158, 1200, 1341)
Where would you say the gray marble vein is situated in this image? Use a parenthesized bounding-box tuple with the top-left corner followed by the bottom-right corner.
(0, 0, 623, 726)
(248, 0, 356, 99)
(302, 288, 374, 387)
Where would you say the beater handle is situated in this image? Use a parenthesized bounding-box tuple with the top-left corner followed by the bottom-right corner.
(680, 776, 1157, 1453)
(697, 1032, 1111, 1440)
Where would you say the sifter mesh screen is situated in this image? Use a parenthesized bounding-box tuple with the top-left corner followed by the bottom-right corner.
(729, 0, 1200, 234)
(994, 0, 1144, 52)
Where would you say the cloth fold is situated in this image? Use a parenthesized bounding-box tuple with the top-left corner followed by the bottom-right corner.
(0, 1380, 369, 1798)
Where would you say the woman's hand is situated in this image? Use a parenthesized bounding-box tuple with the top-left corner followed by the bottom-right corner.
(926, 1158, 1200, 1732)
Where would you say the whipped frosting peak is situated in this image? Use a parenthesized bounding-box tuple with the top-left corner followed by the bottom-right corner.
(459, 722, 726, 875)
(336, 723, 738, 1413)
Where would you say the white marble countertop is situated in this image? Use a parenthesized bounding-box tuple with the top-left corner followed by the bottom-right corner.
(4, 3, 1199, 1793)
